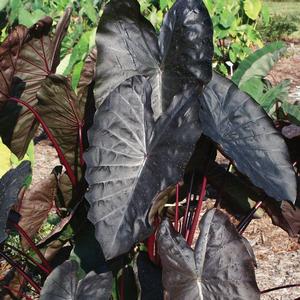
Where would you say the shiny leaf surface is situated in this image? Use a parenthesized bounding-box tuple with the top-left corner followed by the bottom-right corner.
(84, 75, 202, 259)
(94, 0, 213, 118)
(40, 260, 112, 300)
(198, 72, 297, 203)
(157, 209, 260, 300)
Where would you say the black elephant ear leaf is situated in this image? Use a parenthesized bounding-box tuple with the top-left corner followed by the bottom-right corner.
(84, 75, 202, 259)
(199, 72, 297, 203)
(94, 0, 159, 110)
(0, 161, 31, 244)
(94, 0, 213, 118)
(40, 260, 113, 300)
(157, 209, 260, 300)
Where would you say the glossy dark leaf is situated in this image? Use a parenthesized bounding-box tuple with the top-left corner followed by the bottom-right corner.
(0, 25, 28, 109)
(17, 173, 56, 248)
(157, 209, 260, 300)
(94, 0, 213, 117)
(37, 74, 84, 175)
(84, 75, 202, 259)
(198, 72, 297, 203)
(40, 260, 112, 300)
(0, 161, 31, 243)
(0, 9, 71, 158)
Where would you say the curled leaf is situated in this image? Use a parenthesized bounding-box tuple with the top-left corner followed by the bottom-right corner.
(84, 76, 201, 259)
(0, 161, 31, 243)
(157, 209, 260, 300)
(199, 72, 297, 203)
(40, 260, 112, 300)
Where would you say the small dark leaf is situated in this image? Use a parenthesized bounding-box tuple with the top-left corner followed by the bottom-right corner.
(157, 209, 260, 300)
(40, 260, 113, 300)
(84, 75, 202, 259)
(199, 72, 297, 203)
(0, 161, 31, 243)
(94, 0, 213, 118)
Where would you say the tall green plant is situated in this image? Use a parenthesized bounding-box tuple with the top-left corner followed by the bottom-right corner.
(203, 0, 268, 75)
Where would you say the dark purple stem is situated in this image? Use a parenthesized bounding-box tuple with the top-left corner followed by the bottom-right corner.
(187, 176, 207, 246)
(5, 243, 50, 274)
(9, 97, 76, 186)
(10, 221, 52, 272)
(0, 251, 41, 293)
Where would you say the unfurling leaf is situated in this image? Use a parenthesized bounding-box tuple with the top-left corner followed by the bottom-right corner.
(199, 72, 297, 203)
(84, 76, 202, 259)
(94, 0, 213, 118)
(0, 9, 72, 158)
(17, 173, 57, 248)
(157, 209, 260, 300)
(40, 260, 112, 300)
(0, 161, 31, 243)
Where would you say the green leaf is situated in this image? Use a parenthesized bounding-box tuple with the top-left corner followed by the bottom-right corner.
(0, 0, 8, 11)
(232, 41, 286, 87)
(63, 30, 91, 76)
(220, 9, 234, 29)
(240, 77, 264, 100)
(9, 0, 21, 23)
(18, 7, 34, 27)
(72, 61, 84, 90)
(260, 79, 290, 112)
(83, 0, 98, 23)
(56, 53, 71, 75)
(261, 4, 270, 26)
(243, 0, 262, 20)
(282, 102, 300, 126)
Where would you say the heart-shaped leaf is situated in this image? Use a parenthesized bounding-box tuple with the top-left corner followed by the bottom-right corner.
(198, 72, 297, 203)
(84, 75, 202, 259)
(37, 74, 84, 172)
(94, 0, 213, 118)
(157, 209, 260, 300)
(0, 161, 31, 244)
(0, 9, 72, 158)
(40, 260, 112, 300)
(17, 173, 56, 248)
